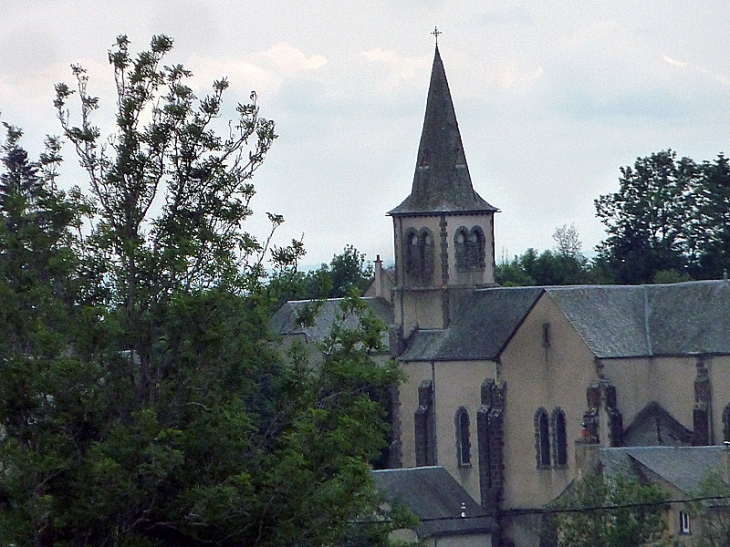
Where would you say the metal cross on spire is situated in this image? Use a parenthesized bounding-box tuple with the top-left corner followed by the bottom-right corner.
(431, 26, 442, 46)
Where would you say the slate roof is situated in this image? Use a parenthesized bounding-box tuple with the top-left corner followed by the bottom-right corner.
(372, 466, 498, 538)
(388, 46, 497, 217)
(399, 280, 730, 362)
(271, 297, 393, 349)
(599, 446, 727, 495)
(399, 287, 542, 361)
(622, 402, 693, 447)
(546, 280, 730, 358)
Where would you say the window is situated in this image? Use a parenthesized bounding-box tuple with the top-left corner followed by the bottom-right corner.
(723, 403, 730, 441)
(535, 408, 551, 468)
(467, 228, 485, 270)
(552, 408, 568, 467)
(679, 511, 690, 534)
(456, 407, 471, 466)
(455, 229, 468, 270)
(415, 380, 436, 466)
(454, 226, 486, 272)
(405, 227, 435, 284)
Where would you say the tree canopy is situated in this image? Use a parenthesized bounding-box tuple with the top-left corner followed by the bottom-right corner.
(268, 244, 375, 305)
(550, 473, 668, 547)
(595, 150, 730, 284)
(0, 36, 408, 547)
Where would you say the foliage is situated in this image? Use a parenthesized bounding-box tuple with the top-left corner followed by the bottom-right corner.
(496, 223, 603, 286)
(269, 244, 374, 305)
(688, 467, 730, 547)
(551, 473, 669, 547)
(553, 223, 582, 258)
(595, 150, 730, 284)
(0, 36, 409, 547)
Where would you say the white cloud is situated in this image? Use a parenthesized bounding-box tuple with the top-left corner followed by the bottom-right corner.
(662, 55, 687, 68)
(361, 49, 430, 88)
(662, 54, 730, 87)
(258, 43, 328, 73)
(187, 43, 327, 98)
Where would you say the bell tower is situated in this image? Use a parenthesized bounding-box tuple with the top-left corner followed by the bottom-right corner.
(388, 45, 498, 336)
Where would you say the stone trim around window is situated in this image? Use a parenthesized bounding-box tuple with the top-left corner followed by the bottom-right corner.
(455, 406, 471, 467)
(551, 407, 568, 468)
(534, 407, 551, 469)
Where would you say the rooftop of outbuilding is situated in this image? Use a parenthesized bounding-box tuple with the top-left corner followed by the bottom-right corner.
(271, 296, 393, 350)
(372, 466, 498, 538)
(599, 445, 727, 495)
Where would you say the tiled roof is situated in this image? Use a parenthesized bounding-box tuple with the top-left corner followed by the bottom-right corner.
(622, 402, 693, 447)
(399, 287, 542, 361)
(600, 446, 727, 495)
(388, 46, 497, 217)
(373, 466, 498, 538)
(547, 280, 730, 358)
(400, 280, 730, 362)
(271, 297, 393, 349)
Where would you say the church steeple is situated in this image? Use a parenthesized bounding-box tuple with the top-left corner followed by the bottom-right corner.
(389, 46, 496, 216)
(388, 44, 498, 333)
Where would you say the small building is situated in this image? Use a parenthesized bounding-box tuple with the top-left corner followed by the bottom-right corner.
(373, 466, 498, 546)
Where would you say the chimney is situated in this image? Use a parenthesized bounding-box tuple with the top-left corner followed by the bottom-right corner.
(374, 255, 383, 299)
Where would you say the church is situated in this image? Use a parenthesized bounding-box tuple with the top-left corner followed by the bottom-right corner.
(274, 44, 730, 547)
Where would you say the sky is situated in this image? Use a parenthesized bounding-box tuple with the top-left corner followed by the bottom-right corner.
(2, 1, 730, 269)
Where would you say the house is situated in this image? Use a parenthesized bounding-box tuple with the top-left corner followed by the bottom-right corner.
(275, 44, 730, 547)
(571, 443, 730, 544)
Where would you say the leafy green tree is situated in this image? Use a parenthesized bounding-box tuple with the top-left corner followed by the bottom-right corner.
(496, 225, 599, 287)
(595, 151, 698, 284)
(269, 244, 374, 304)
(551, 473, 669, 547)
(595, 151, 730, 283)
(688, 467, 730, 547)
(693, 155, 730, 279)
(0, 37, 410, 547)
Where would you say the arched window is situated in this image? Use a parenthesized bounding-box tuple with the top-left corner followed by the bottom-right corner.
(535, 408, 551, 468)
(454, 228, 469, 270)
(456, 407, 471, 466)
(468, 227, 486, 270)
(552, 408, 568, 467)
(723, 403, 730, 442)
(418, 228, 435, 283)
(455, 226, 486, 271)
(405, 229, 419, 276)
(405, 227, 435, 284)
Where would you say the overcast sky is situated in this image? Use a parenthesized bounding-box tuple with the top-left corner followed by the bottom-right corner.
(2, 1, 730, 268)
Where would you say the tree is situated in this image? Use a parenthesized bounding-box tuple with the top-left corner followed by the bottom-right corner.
(0, 37, 409, 547)
(596, 151, 730, 283)
(550, 473, 669, 547)
(692, 155, 730, 279)
(595, 150, 697, 284)
(495, 225, 599, 287)
(688, 467, 730, 547)
(269, 244, 375, 305)
(553, 223, 582, 259)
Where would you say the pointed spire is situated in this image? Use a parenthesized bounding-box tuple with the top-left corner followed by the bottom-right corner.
(389, 46, 496, 216)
